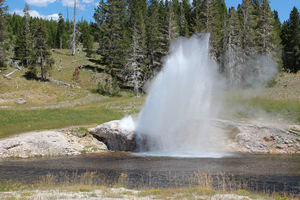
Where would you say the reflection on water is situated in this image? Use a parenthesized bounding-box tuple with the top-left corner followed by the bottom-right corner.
(0, 152, 299, 195)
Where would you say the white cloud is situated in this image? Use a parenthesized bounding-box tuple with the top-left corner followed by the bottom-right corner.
(62, 0, 85, 10)
(26, 0, 56, 7)
(82, 0, 93, 3)
(11, 9, 23, 16)
(11, 9, 59, 21)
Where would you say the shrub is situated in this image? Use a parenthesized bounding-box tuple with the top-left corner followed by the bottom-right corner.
(97, 75, 120, 97)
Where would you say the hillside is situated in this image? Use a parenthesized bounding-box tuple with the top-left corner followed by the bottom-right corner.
(0, 49, 144, 138)
(0, 49, 105, 107)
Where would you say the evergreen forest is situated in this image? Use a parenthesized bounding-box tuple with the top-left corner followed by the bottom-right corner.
(0, 0, 300, 94)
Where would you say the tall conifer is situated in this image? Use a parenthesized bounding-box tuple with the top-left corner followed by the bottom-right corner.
(14, 3, 33, 67)
(0, 0, 8, 68)
(126, 0, 148, 94)
(281, 7, 300, 72)
(33, 22, 52, 80)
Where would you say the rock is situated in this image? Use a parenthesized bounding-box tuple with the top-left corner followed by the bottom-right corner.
(70, 127, 87, 138)
(288, 125, 300, 132)
(89, 120, 136, 151)
(276, 144, 285, 149)
(87, 119, 300, 154)
(211, 194, 253, 200)
(263, 136, 274, 142)
(214, 119, 300, 154)
(15, 98, 26, 104)
(0, 130, 107, 159)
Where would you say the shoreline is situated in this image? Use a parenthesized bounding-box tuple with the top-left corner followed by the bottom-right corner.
(0, 119, 299, 160)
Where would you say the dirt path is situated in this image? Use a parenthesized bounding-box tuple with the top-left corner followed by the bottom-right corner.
(0, 93, 106, 110)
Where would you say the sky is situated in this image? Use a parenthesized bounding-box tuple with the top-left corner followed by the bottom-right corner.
(6, 0, 300, 23)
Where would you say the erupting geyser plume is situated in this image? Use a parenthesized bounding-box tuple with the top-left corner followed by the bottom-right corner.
(135, 34, 225, 155)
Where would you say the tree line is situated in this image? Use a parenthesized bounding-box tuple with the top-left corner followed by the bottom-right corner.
(0, 1, 94, 80)
(93, 0, 300, 91)
(0, 0, 299, 92)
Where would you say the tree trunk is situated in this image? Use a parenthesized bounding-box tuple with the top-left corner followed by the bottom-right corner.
(72, 0, 76, 56)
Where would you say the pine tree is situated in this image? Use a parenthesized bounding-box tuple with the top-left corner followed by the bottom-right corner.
(191, 0, 202, 33)
(93, 0, 107, 56)
(56, 13, 67, 49)
(238, 0, 257, 58)
(65, 19, 72, 48)
(273, 10, 283, 68)
(46, 19, 58, 49)
(78, 20, 94, 56)
(126, 0, 148, 95)
(179, 0, 189, 37)
(257, 0, 279, 55)
(33, 22, 53, 80)
(14, 3, 33, 67)
(157, 0, 169, 57)
(191, 0, 226, 61)
(146, 0, 164, 73)
(273, 10, 281, 33)
(94, 0, 128, 86)
(7, 13, 23, 37)
(223, 7, 244, 86)
(281, 7, 300, 73)
(166, 0, 179, 42)
(72, 0, 76, 56)
(0, 0, 8, 69)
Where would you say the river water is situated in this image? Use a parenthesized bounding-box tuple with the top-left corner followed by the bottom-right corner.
(0, 152, 299, 195)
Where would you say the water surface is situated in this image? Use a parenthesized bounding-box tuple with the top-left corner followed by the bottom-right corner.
(0, 152, 299, 195)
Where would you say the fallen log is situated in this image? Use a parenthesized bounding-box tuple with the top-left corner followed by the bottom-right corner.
(3, 69, 18, 79)
(49, 78, 80, 88)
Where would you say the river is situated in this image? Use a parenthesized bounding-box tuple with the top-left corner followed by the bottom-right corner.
(0, 152, 299, 195)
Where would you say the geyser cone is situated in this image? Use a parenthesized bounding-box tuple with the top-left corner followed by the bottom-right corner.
(136, 34, 224, 155)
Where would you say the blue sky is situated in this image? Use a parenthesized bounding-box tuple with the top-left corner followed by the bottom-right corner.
(6, 0, 300, 23)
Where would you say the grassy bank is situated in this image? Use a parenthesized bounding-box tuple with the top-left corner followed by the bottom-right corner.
(1, 89, 300, 139)
(0, 96, 144, 138)
(245, 98, 300, 123)
(0, 172, 296, 200)
(225, 96, 300, 124)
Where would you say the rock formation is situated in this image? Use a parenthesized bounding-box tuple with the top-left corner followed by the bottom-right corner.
(0, 129, 107, 159)
(90, 119, 300, 154)
(89, 120, 136, 151)
(215, 119, 300, 154)
(1, 119, 299, 159)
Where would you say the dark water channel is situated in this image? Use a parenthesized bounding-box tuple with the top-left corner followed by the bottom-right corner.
(0, 152, 299, 195)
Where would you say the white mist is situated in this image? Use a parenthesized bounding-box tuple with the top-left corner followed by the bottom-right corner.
(135, 34, 224, 155)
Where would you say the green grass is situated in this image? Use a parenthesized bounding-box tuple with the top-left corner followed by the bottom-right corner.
(0, 107, 121, 138)
(0, 96, 144, 138)
(241, 97, 300, 123)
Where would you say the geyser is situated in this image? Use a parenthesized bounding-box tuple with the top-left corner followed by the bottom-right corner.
(135, 34, 225, 155)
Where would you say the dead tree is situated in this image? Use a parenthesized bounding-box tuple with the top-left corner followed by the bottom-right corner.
(72, 0, 76, 56)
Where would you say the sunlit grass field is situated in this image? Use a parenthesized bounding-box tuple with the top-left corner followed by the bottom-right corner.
(0, 96, 144, 138)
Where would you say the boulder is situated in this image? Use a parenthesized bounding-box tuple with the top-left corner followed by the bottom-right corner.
(0, 130, 107, 159)
(89, 120, 136, 151)
(15, 98, 26, 104)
